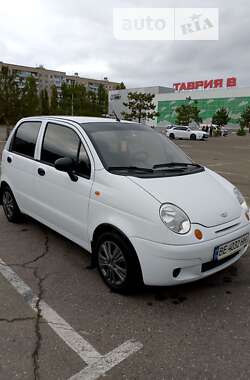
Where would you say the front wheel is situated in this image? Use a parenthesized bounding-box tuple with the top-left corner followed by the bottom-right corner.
(2, 186, 22, 223)
(169, 133, 175, 139)
(96, 232, 142, 293)
(190, 134, 196, 141)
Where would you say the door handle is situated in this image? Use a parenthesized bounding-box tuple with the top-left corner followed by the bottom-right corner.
(7, 156, 12, 163)
(38, 168, 45, 176)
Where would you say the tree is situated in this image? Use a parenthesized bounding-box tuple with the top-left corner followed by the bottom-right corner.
(122, 92, 159, 123)
(175, 101, 202, 125)
(239, 105, 250, 133)
(116, 82, 126, 90)
(40, 89, 50, 115)
(50, 85, 59, 115)
(0, 66, 21, 127)
(97, 84, 108, 115)
(21, 76, 40, 116)
(212, 107, 230, 127)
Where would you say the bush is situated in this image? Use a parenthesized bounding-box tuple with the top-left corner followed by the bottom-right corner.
(237, 128, 247, 136)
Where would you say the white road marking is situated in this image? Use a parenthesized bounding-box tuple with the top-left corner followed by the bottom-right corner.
(0, 258, 143, 378)
(69, 340, 142, 380)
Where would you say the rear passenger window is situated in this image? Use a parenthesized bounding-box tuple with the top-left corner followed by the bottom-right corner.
(11, 121, 41, 158)
(41, 123, 91, 178)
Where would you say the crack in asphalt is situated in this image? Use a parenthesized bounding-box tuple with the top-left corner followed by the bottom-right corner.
(32, 268, 45, 380)
(0, 317, 35, 323)
(31, 232, 50, 380)
(0, 231, 50, 379)
(0, 231, 50, 269)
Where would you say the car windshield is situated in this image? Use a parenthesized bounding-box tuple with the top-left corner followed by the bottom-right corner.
(81, 122, 202, 177)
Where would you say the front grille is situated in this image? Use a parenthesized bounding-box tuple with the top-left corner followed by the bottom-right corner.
(201, 251, 240, 272)
(215, 223, 240, 234)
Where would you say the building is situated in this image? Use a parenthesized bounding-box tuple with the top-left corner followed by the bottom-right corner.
(0, 61, 120, 97)
(109, 78, 250, 126)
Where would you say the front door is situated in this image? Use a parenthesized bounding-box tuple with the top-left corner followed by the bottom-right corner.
(34, 121, 93, 247)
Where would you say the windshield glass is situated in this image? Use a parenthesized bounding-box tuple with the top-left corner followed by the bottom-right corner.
(81, 122, 201, 177)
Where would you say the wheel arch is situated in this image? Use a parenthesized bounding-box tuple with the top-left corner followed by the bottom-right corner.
(91, 223, 142, 275)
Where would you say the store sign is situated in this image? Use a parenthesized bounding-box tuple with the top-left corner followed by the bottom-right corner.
(173, 77, 237, 91)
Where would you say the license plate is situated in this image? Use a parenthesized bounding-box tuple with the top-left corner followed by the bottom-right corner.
(214, 234, 249, 261)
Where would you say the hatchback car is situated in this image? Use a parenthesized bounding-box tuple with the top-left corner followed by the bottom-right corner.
(1, 116, 249, 292)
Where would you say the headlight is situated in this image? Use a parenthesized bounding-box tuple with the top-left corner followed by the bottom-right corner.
(234, 187, 248, 210)
(160, 203, 191, 234)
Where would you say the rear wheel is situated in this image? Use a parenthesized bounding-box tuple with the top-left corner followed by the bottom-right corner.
(95, 231, 142, 293)
(190, 134, 196, 141)
(169, 133, 175, 139)
(2, 186, 22, 223)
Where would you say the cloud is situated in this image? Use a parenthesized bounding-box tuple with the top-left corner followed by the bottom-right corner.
(0, 0, 249, 88)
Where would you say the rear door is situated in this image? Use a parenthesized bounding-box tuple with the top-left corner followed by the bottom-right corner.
(179, 127, 189, 139)
(34, 121, 94, 246)
(3, 120, 42, 214)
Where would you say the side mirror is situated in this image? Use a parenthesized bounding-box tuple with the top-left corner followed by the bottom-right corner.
(55, 157, 78, 182)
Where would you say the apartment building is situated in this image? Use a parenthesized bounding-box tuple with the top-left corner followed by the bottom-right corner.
(0, 61, 120, 96)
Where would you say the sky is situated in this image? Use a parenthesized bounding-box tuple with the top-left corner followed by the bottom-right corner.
(0, 0, 249, 89)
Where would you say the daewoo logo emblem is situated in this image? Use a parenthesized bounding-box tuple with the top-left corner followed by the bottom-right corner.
(221, 212, 228, 218)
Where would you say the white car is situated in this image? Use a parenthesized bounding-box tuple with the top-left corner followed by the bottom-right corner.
(167, 126, 208, 140)
(1, 116, 249, 292)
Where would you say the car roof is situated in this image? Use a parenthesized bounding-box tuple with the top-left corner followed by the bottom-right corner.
(21, 116, 132, 124)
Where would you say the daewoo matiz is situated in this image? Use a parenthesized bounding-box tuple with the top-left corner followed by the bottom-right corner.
(1, 116, 250, 292)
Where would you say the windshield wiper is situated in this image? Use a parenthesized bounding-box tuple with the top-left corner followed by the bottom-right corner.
(108, 166, 154, 173)
(153, 162, 202, 169)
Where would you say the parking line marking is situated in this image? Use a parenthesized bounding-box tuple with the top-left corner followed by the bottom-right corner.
(69, 340, 143, 380)
(0, 258, 143, 377)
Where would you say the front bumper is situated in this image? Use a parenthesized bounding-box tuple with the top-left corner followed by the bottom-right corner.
(131, 224, 250, 286)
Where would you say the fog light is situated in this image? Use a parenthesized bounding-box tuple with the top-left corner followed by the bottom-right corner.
(173, 268, 181, 278)
(194, 229, 203, 240)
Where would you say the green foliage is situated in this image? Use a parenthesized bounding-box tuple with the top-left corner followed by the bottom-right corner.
(175, 101, 202, 125)
(116, 82, 126, 90)
(50, 85, 59, 115)
(40, 89, 50, 115)
(237, 127, 247, 136)
(59, 83, 107, 117)
(122, 92, 159, 123)
(212, 107, 230, 127)
(98, 84, 108, 115)
(0, 69, 110, 125)
(21, 76, 40, 117)
(239, 105, 250, 133)
(0, 66, 21, 125)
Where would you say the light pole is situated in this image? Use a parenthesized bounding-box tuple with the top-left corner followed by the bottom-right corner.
(71, 93, 74, 116)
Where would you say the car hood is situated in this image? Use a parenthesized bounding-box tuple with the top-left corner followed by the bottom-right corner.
(128, 168, 241, 227)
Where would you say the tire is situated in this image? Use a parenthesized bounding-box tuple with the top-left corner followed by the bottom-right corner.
(190, 134, 196, 141)
(2, 185, 22, 223)
(169, 133, 175, 139)
(95, 231, 142, 293)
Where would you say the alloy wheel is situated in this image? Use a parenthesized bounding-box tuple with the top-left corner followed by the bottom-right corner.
(98, 241, 128, 287)
(3, 190, 14, 219)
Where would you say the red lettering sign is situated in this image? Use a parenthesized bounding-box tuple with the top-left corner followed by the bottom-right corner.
(173, 77, 237, 91)
(204, 80, 213, 89)
(227, 77, 237, 88)
(214, 79, 223, 88)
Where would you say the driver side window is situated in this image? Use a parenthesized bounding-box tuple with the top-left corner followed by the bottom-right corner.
(41, 122, 91, 179)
